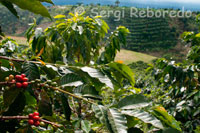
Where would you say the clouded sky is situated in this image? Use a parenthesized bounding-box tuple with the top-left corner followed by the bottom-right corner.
(143, 0, 200, 3)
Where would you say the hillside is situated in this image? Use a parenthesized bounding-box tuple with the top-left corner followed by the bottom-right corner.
(115, 49, 156, 64)
(0, 5, 198, 57)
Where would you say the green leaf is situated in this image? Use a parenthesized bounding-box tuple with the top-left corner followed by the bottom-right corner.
(38, 90, 53, 116)
(7, 0, 52, 18)
(108, 62, 135, 86)
(92, 105, 113, 132)
(121, 110, 164, 129)
(163, 128, 181, 133)
(118, 94, 150, 109)
(108, 108, 127, 133)
(22, 62, 40, 80)
(3, 88, 22, 108)
(61, 94, 71, 121)
(39, 0, 54, 4)
(24, 91, 36, 106)
(54, 14, 66, 19)
(81, 67, 114, 89)
(41, 65, 60, 79)
(74, 85, 101, 99)
(0, 1, 18, 18)
(3, 92, 26, 116)
(152, 106, 182, 131)
(60, 73, 84, 87)
(81, 120, 91, 133)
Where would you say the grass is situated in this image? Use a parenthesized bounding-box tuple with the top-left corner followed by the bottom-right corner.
(7, 36, 157, 64)
(115, 49, 157, 64)
(7, 35, 28, 45)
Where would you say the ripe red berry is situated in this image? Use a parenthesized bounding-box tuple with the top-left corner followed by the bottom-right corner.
(11, 79, 16, 83)
(16, 82, 22, 88)
(15, 75, 23, 82)
(22, 82, 28, 88)
(21, 74, 26, 78)
(28, 119, 34, 125)
(33, 116, 40, 121)
(29, 113, 34, 119)
(34, 121, 40, 127)
(33, 112, 39, 116)
(23, 77, 28, 82)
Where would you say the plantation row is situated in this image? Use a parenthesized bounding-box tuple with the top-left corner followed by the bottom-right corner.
(0, 5, 198, 51)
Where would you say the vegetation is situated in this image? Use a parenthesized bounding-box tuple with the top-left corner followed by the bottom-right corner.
(0, 5, 199, 52)
(0, 1, 200, 133)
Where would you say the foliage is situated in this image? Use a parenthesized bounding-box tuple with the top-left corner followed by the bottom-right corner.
(0, 0, 53, 18)
(0, 12, 181, 132)
(147, 15, 200, 132)
(0, 5, 198, 52)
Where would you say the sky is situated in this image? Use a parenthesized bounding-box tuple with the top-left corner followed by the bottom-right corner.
(127, 0, 200, 4)
(157, 0, 200, 3)
(51, 0, 200, 11)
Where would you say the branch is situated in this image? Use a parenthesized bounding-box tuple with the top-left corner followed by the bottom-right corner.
(51, 86, 97, 105)
(0, 116, 28, 119)
(40, 119, 61, 128)
(0, 56, 67, 67)
(0, 56, 97, 105)
(0, 82, 31, 85)
(0, 116, 61, 127)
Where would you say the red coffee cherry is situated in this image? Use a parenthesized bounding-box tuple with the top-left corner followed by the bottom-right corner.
(23, 77, 28, 82)
(15, 75, 23, 82)
(33, 112, 39, 116)
(16, 82, 22, 88)
(33, 116, 40, 121)
(28, 119, 34, 125)
(34, 121, 40, 127)
(11, 79, 16, 83)
(21, 74, 26, 78)
(22, 82, 28, 88)
(29, 113, 34, 119)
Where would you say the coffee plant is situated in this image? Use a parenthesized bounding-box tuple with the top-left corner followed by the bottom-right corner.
(0, 2, 182, 132)
(144, 15, 200, 133)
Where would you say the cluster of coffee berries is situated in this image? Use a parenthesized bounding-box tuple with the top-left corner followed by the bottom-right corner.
(15, 74, 29, 88)
(28, 112, 40, 126)
(5, 74, 15, 83)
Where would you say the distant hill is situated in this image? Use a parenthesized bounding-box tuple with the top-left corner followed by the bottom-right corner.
(0, 5, 198, 54)
(51, 0, 200, 11)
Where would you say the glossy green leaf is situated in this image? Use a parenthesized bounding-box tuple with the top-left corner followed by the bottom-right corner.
(121, 110, 164, 129)
(60, 73, 84, 87)
(54, 14, 66, 19)
(61, 94, 71, 121)
(0, 1, 18, 18)
(92, 105, 113, 132)
(152, 106, 182, 131)
(118, 94, 150, 109)
(81, 120, 91, 133)
(3, 88, 22, 108)
(74, 85, 101, 99)
(81, 67, 114, 89)
(38, 90, 53, 116)
(108, 108, 127, 133)
(7, 0, 52, 18)
(24, 91, 36, 106)
(108, 62, 135, 86)
(22, 62, 40, 80)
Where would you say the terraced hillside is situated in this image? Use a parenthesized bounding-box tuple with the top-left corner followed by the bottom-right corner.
(0, 5, 198, 52)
